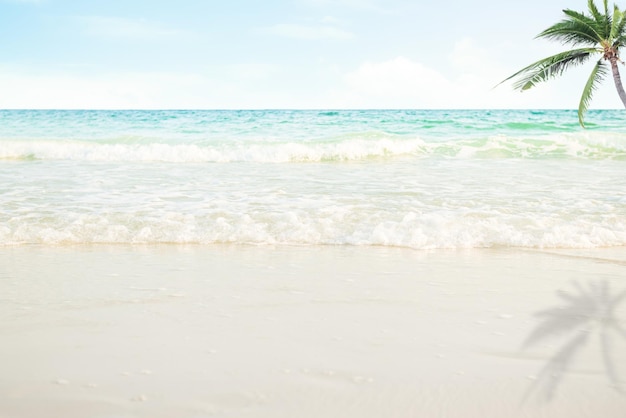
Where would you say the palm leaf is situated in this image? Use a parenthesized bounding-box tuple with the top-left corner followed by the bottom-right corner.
(592, 0, 612, 36)
(565, 8, 604, 29)
(539, 19, 601, 45)
(553, 10, 604, 42)
(588, 0, 604, 23)
(601, 0, 610, 21)
(610, 6, 626, 47)
(499, 48, 597, 91)
(610, 5, 624, 40)
(578, 60, 608, 126)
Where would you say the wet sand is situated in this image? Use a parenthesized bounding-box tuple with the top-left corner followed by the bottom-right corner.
(1, 245, 625, 417)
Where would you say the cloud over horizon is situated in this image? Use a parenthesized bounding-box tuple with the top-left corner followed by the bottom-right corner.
(326, 38, 621, 110)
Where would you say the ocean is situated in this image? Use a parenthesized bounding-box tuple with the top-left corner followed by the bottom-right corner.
(1, 109, 625, 249)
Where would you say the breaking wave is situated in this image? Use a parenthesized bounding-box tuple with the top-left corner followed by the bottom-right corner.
(2, 131, 626, 162)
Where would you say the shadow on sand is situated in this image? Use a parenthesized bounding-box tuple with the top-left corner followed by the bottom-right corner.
(522, 280, 626, 404)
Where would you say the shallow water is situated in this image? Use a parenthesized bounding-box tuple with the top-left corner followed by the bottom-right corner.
(1, 109, 625, 248)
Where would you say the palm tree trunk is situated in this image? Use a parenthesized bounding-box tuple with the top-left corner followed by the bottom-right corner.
(610, 57, 626, 108)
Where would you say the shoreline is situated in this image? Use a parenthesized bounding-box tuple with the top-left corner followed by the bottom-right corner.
(2, 245, 625, 417)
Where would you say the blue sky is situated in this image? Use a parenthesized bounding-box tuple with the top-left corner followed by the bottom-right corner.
(0, 0, 623, 109)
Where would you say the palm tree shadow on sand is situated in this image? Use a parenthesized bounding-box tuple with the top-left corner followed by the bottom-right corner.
(522, 280, 626, 404)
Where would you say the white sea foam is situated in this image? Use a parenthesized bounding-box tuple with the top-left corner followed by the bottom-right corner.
(0, 137, 429, 162)
(2, 131, 626, 162)
(2, 208, 625, 248)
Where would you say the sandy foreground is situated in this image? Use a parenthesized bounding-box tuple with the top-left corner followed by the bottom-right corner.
(1, 245, 625, 418)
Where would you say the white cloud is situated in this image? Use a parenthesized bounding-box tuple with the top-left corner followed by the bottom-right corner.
(336, 57, 453, 107)
(327, 38, 623, 109)
(76, 16, 189, 41)
(0, 64, 297, 109)
(266, 23, 355, 40)
(449, 38, 494, 74)
(0, 70, 223, 109)
(223, 63, 280, 82)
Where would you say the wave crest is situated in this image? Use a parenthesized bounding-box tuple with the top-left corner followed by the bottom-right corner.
(2, 131, 626, 162)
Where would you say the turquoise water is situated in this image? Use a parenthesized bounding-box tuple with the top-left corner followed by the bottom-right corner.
(1, 109, 625, 248)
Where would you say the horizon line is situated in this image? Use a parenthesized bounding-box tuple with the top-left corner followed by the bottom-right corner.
(1, 108, 621, 112)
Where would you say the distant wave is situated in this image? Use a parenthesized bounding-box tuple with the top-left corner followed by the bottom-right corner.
(0, 137, 424, 162)
(2, 131, 626, 162)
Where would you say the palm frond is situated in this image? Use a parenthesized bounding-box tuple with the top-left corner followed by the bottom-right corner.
(565, 8, 604, 29)
(614, 33, 626, 48)
(610, 6, 626, 47)
(613, 35, 626, 50)
(588, 0, 603, 23)
(603, 0, 612, 36)
(578, 60, 608, 127)
(590, 0, 612, 35)
(540, 14, 602, 45)
(498, 48, 597, 91)
(602, 0, 610, 17)
(610, 5, 624, 41)
(613, 39, 626, 51)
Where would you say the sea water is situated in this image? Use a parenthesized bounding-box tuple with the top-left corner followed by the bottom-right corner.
(1, 109, 625, 248)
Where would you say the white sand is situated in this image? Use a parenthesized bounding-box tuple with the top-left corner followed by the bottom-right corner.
(1, 245, 625, 417)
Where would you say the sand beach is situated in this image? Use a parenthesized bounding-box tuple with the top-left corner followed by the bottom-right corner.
(1, 244, 625, 417)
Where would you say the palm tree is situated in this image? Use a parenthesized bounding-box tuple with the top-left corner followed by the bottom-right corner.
(501, 0, 626, 127)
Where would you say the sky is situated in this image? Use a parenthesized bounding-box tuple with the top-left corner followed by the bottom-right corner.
(0, 0, 624, 109)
